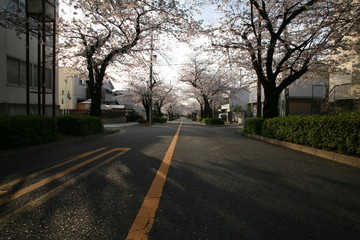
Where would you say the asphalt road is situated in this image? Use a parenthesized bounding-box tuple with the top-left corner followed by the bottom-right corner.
(0, 118, 359, 240)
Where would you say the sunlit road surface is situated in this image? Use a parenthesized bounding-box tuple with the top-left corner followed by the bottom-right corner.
(0, 118, 359, 239)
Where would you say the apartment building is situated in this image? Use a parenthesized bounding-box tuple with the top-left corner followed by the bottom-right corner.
(0, 0, 58, 116)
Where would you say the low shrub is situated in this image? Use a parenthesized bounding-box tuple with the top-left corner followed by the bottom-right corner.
(126, 110, 140, 122)
(0, 115, 57, 149)
(152, 117, 168, 123)
(243, 118, 264, 135)
(201, 118, 225, 125)
(138, 117, 147, 124)
(246, 113, 360, 155)
(57, 115, 103, 136)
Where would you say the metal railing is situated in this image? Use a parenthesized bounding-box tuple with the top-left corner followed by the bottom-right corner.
(328, 83, 352, 102)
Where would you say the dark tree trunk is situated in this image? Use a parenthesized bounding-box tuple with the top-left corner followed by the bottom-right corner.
(87, 81, 102, 117)
(200, 104, 204, 118)
(203, 96, 213, 118)
(142, 97, 150, 122)
(154, 101, 163, 117)
(263, 88, 281, 119)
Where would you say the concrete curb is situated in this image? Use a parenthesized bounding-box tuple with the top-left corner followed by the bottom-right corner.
(244, 133, 360, 168)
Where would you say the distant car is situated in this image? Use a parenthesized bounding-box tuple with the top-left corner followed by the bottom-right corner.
(218, 113, 227, 120)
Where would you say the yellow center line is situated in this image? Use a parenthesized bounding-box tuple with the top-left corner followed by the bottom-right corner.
(0, 148, 124, 206)
(0, 148, 106, 192)
(0, 148, 131, 228)
(125, 122, 183, 240)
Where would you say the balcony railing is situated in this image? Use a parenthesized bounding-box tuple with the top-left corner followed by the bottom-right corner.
(328, 83, 352, 102)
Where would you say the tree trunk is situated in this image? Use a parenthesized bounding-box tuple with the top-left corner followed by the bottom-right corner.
(155, 101, 163, 117)
(263, 89, 280, 119)
(203, 96, 213, 118)
(87, 82, 102, 117)
(142, 97, 150, 122)
(200, 104, 204, 118)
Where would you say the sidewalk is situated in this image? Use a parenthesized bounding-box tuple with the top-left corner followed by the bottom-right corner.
(244, 133, 360, 168)
(103, 122, 138, 130)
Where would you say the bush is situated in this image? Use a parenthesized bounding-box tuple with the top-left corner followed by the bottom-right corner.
(126, 110, 140, 122)
(152, 117, 167, 123)
(138, 116, 147, 124)
(243, 118, 264, 135)
(201, 118, 225, 125)
(246, 113, 360, 155)
(0, 115, 57, 149)
(57, 115, 103, 136)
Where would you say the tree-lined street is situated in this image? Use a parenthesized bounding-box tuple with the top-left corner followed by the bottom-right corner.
(1, 119, 359, 239)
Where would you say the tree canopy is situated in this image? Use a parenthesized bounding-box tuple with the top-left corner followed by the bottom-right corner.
(59, 0, 199, 116)
(179, 54, 231, 118)
(211, 0, 360, 118)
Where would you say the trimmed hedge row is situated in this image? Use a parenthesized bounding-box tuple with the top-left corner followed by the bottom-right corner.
(57, 115, 104, 136)
(243, 118, 264, 135)
(0, 115, 57, 148)
(152, 117, 168, 123)
(243, 113, 360, 154)
(0, 115, 104, 149)
(200, 118, 225, 125)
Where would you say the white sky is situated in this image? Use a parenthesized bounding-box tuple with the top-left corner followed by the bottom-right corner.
(153, 4, 224, 89)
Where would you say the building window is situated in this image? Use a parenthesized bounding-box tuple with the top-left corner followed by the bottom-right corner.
(33, 64, 39, 88)
(20, 60, 28, 86)
(7, 56, 51, 89)
(45, 68, 52, 89)
(7, 57, 20, 85)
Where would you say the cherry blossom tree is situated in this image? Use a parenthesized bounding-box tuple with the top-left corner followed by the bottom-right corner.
(211, 0, 359, 118)
(125, 71, 174, 122)
(153, 83, 173, 117)
(179, 54, 230, 118)
(59, 0, 199, 116)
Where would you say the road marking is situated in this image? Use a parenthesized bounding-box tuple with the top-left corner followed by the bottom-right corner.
(125, 122, 182, 240)
(0, 148, 106, 191)
(0, 148, 124, 206)
(0, 148, 131, 228)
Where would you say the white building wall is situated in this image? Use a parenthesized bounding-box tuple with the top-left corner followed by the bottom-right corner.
(0, 26, 58, 115)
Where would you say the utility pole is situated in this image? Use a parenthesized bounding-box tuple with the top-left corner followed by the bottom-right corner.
(149, 34, 155, 125)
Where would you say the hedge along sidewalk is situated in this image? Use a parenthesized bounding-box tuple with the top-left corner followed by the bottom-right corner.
(0, 130, 115, 158)
(244, 133, 360, 168)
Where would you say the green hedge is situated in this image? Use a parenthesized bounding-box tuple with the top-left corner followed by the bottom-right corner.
(152, 117, 168, 123)
(244, 113, 360, 154)
(57, 115, 104, 136)
(243, 118, 264, 135)
(201, 118, 225, 125)
(0, 115, 57, 149)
